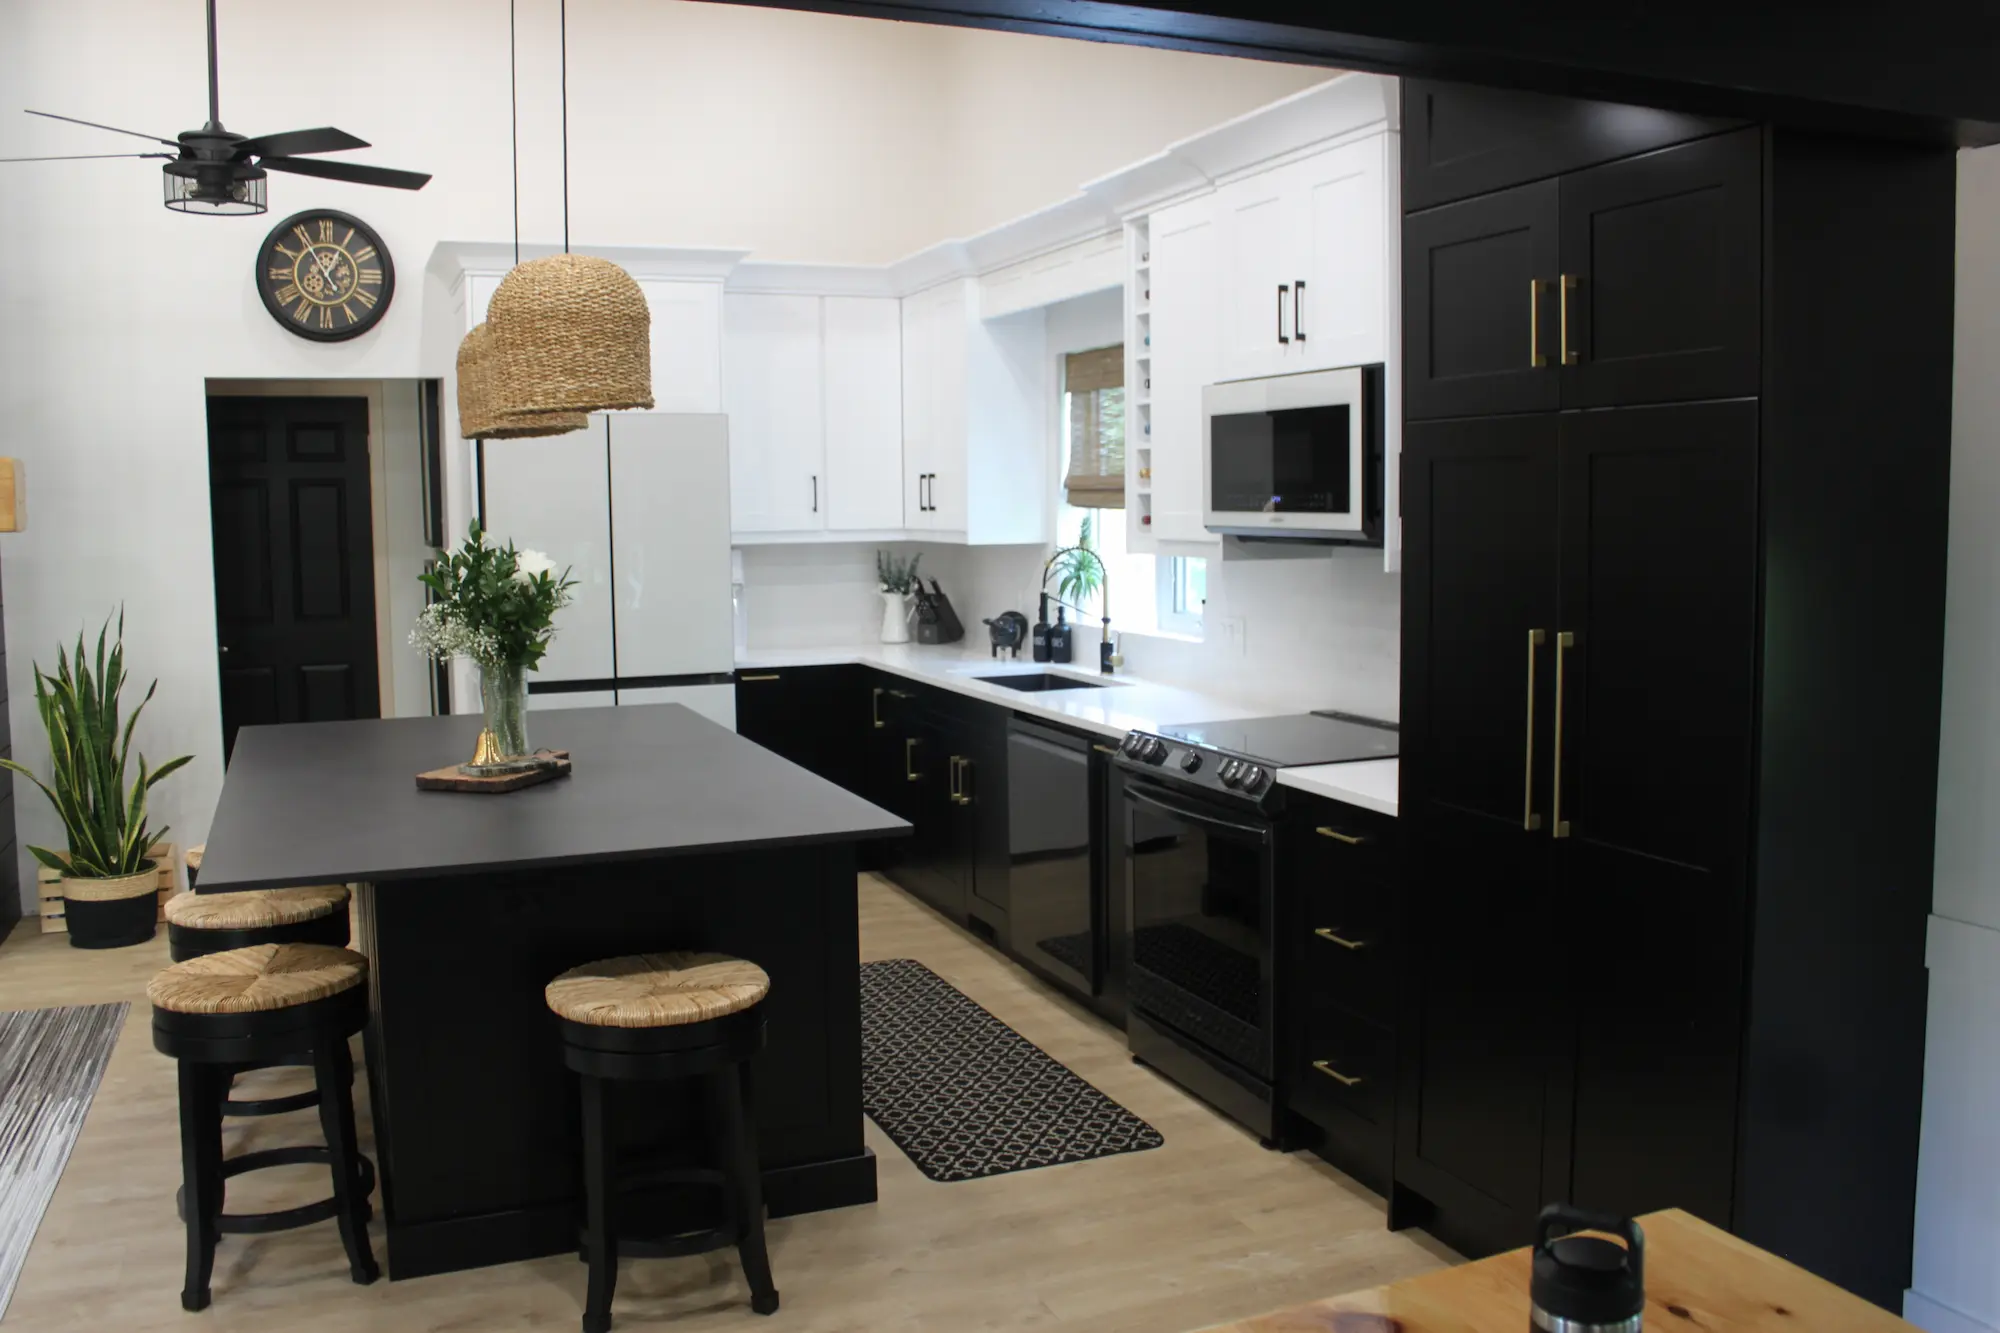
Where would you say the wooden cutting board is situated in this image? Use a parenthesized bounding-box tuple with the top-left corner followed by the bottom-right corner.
(415, 751, 572, 794)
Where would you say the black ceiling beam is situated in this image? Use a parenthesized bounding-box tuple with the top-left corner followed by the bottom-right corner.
(707, 1, 2000, 146)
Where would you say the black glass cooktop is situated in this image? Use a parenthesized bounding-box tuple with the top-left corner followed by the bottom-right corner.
(1153, 711, 1398, 768)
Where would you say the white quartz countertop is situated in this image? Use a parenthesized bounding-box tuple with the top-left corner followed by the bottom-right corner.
(737, 642, 1399, 816)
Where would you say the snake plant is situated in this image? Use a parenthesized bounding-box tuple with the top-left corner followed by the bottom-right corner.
(0, 614, 191, 878)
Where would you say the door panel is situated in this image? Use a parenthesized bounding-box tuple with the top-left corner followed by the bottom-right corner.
(725, 293, 824, 533)
(1149, 197, 1223, 546)
(639, 280, 723, 413)
(1553, 400, 1757, 1226)
(1397, 415, 1560, 1236)
(1559, 129, 1761, 407)
(823, 296, 904, 531)
(1291, 137, 1388, 371)
(610, 414, 733, 678)
(207, 396, 379, 760)
(479, 420, 615, 684)
(1217, 172, 1289, 381)
(1404, 182, 1560, 420)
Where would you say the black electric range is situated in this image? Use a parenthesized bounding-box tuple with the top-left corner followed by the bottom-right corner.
(1114, 710, 1397, 812)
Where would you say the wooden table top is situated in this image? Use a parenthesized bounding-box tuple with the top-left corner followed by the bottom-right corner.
(1202, 1210, 1916, 1332)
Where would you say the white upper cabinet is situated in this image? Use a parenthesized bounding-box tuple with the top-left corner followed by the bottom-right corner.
(725, 292, 824, 534)
(821, 297, 905, 532)
(1148, 195, 1224, 548)
(640, 280, 725, 413)
(1216, 135, 1392, 380)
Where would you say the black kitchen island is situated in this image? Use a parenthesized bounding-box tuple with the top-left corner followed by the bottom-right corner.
(196, 703, 909, 1280)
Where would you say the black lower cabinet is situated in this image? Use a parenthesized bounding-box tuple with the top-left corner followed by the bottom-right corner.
(1279, 794, 1401, 1194)
(734, 665, 867, 795)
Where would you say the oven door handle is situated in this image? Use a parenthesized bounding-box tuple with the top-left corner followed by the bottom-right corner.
(1124, 780, 1272, 842)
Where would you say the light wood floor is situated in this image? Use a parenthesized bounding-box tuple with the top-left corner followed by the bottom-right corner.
(0, 876, 1453, 1332)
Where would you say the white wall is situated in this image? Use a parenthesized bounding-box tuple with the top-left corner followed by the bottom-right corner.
(0, 0, 1324, 911)
(1908, 143, 2000, 1333)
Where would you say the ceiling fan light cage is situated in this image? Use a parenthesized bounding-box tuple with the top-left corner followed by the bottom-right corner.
(162, 161, 266, 215)
(457, 324, 589, 440)
(487, 255, 654, 414)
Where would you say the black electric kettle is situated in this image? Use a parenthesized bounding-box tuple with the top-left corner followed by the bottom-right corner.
(1530, 1205, 1645, 1333)
(984, 610, 1029, 658)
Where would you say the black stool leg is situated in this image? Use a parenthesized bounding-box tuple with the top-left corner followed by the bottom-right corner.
(312, 1034, 380, 1286)
(709, 1064, 778, 1316)
(176, 1062, 224, 1312)
(580, 1074, 618, 1333)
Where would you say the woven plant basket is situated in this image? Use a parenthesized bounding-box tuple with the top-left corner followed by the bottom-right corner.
(487, 255, 654, 414)
(62, 862, 160, 950)
(456, 324, 590, 440)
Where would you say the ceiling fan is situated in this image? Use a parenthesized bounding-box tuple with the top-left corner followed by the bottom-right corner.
(0, 0, 431, 215)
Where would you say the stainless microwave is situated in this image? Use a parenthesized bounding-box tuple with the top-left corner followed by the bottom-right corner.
(1202, 365, 1384, 544)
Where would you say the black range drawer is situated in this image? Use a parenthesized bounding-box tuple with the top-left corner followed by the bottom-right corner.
(1295, 998, 1393, 1132)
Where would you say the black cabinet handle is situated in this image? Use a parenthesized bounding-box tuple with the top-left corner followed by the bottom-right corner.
(1277, 284, 1290, 345)
(1294, 280, 1306, 342)
(811, 474, 818, 513)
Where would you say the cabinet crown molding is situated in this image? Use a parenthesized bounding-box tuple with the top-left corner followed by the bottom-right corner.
(428, 241, 751, 288)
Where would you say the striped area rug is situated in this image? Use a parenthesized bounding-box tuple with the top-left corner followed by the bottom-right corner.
(0, 1003, 127, 1319)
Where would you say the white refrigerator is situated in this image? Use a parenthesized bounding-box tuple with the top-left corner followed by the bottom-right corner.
(477, 413, 737, 728)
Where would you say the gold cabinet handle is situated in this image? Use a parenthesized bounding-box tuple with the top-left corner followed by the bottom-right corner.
(1314, 926, 1366, 951)
(1312, 1060, 1363, 1087)
(739, 673, 781, 682)
(872, 686, 885, 730)
(1524, 628, 1546, 831)
(1092, 744, 1120, 756)
(1560, 274, 1579, 365)
(1530, 278, 1547, 368)
(1315, 826, 1367, 846)
(1552, 631, 1573, 837)
(952, 757, 973, 806)
(905, 737, 921, 783)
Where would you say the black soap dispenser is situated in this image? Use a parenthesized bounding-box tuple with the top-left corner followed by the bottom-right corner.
(1529, 1206, 1645, 1333)
(1050, 607, 1074, 663)
(1032, 594, 1052, 663)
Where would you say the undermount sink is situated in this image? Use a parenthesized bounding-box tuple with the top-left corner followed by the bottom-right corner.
(975, 672, 1118, 693)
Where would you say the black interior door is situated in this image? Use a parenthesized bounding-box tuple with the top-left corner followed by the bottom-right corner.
(1396, 414, 1563, 1249)
(1551, 400, 1758, 1227)
(1558, 128, 1762, 408)
(1404, 181, 1561, 421)
(207, 396, 379, 760)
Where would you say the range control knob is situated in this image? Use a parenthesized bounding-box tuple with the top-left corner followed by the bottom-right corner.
(1241, 765, 1268, 792)
(1219, 760, 1242, 787)
(1121, 733, 1143, 756)
(1149, 738, 1170, 764)
(1180, 750, 1203, 773)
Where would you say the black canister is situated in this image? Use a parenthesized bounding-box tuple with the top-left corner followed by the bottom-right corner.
(1529, 1205, 1645, 1333)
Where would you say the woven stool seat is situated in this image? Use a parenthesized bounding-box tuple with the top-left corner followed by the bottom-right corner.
(149, 944, 367, 1016)
(546, 952, 769, 1029)
(165, 884, 348, 932)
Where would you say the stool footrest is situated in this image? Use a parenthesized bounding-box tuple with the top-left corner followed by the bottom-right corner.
(176, 1148, 376, 1232)
(225, 1087, 321, 1117)
(584, 1225, 738, 1262)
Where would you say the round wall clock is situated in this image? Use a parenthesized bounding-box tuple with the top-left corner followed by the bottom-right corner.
(255, 209, 394, 341)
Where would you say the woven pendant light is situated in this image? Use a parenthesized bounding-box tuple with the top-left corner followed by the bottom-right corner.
(456, 323, 588, 440)
(485, 254, 654, 415)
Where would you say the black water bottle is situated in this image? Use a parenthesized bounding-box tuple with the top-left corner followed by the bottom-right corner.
(1529, 1205, 1645, 1333)
(1032, 594, 1052, 663)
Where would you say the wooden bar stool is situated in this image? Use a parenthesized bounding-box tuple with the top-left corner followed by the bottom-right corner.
(546, 952, 779, 1332)
(150, 943, 380, 1312)
(172, 845, 351, 960)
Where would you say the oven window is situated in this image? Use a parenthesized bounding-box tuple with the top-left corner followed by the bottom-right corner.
(1211, 405, 1352, 514)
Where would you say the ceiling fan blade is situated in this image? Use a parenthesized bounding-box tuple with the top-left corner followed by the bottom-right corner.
(25, 109, 180, 147)
(0, 151, 174, 162)
(261, 155, 430, 190)
(238, 127, 370, 159)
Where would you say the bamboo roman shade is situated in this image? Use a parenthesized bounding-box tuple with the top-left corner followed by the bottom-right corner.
(1064, 345, 1125, 509)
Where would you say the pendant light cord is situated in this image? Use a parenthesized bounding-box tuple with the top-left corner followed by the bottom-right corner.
(559, 0, 570, 255)
(508, 0, 519, 267)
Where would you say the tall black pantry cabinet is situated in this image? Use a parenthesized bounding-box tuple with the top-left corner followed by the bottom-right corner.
(1395, 84, 1955, 1310)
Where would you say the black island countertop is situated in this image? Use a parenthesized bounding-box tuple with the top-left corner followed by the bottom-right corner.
(198, 703, 909, 892)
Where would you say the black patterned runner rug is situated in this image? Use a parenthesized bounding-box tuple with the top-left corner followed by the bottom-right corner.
(859, 958, 1162, 1182)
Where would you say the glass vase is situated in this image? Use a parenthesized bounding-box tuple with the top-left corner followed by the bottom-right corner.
(478, 659, 531, 762)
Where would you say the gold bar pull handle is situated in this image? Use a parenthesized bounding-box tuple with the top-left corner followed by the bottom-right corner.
(1530, 279, 1547, 368)
(954, 757, 973, 806)
(872, 686, 886, 730)
(1560, 274, 1579, 366)
(1315, 826, 1367, 846)
(1552, 631, 1574, 838)
(1314, 926, 1367, 951)
(1092, 744, 1120, 756)
(1312, 1060, 1363, 1087)
(1524, 628, 1546, 831)
(739, 673, 781, 682)
(905, 738, 921, 783)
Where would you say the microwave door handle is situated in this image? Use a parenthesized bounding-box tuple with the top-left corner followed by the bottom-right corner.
(1124, 781, 1271, 843)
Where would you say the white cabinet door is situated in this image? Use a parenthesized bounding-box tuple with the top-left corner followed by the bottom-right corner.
(641, 280, 723, 413)
(609, 414, 734, 679)
(901, 288, 940, 530)
(478, 419, 616, 683)
(724, 293, 824, 533)
(822, 296, 904, 532)
(1288, 137, 1388, 372)
(1149, 197, 1223, 547)
(1216, 170, 1291, 381)
(466, 273, 501, 329)
(925, 285, 969, 534)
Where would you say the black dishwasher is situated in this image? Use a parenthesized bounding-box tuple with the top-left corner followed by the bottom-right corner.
(1006, 718, 1124, 1024)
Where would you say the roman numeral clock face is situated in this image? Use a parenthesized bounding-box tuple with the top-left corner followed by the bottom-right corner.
(255, 209, 395, 341)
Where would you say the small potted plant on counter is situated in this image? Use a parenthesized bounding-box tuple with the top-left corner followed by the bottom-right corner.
(876, 550, 921, 645)
(1, 615, 191, 949)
